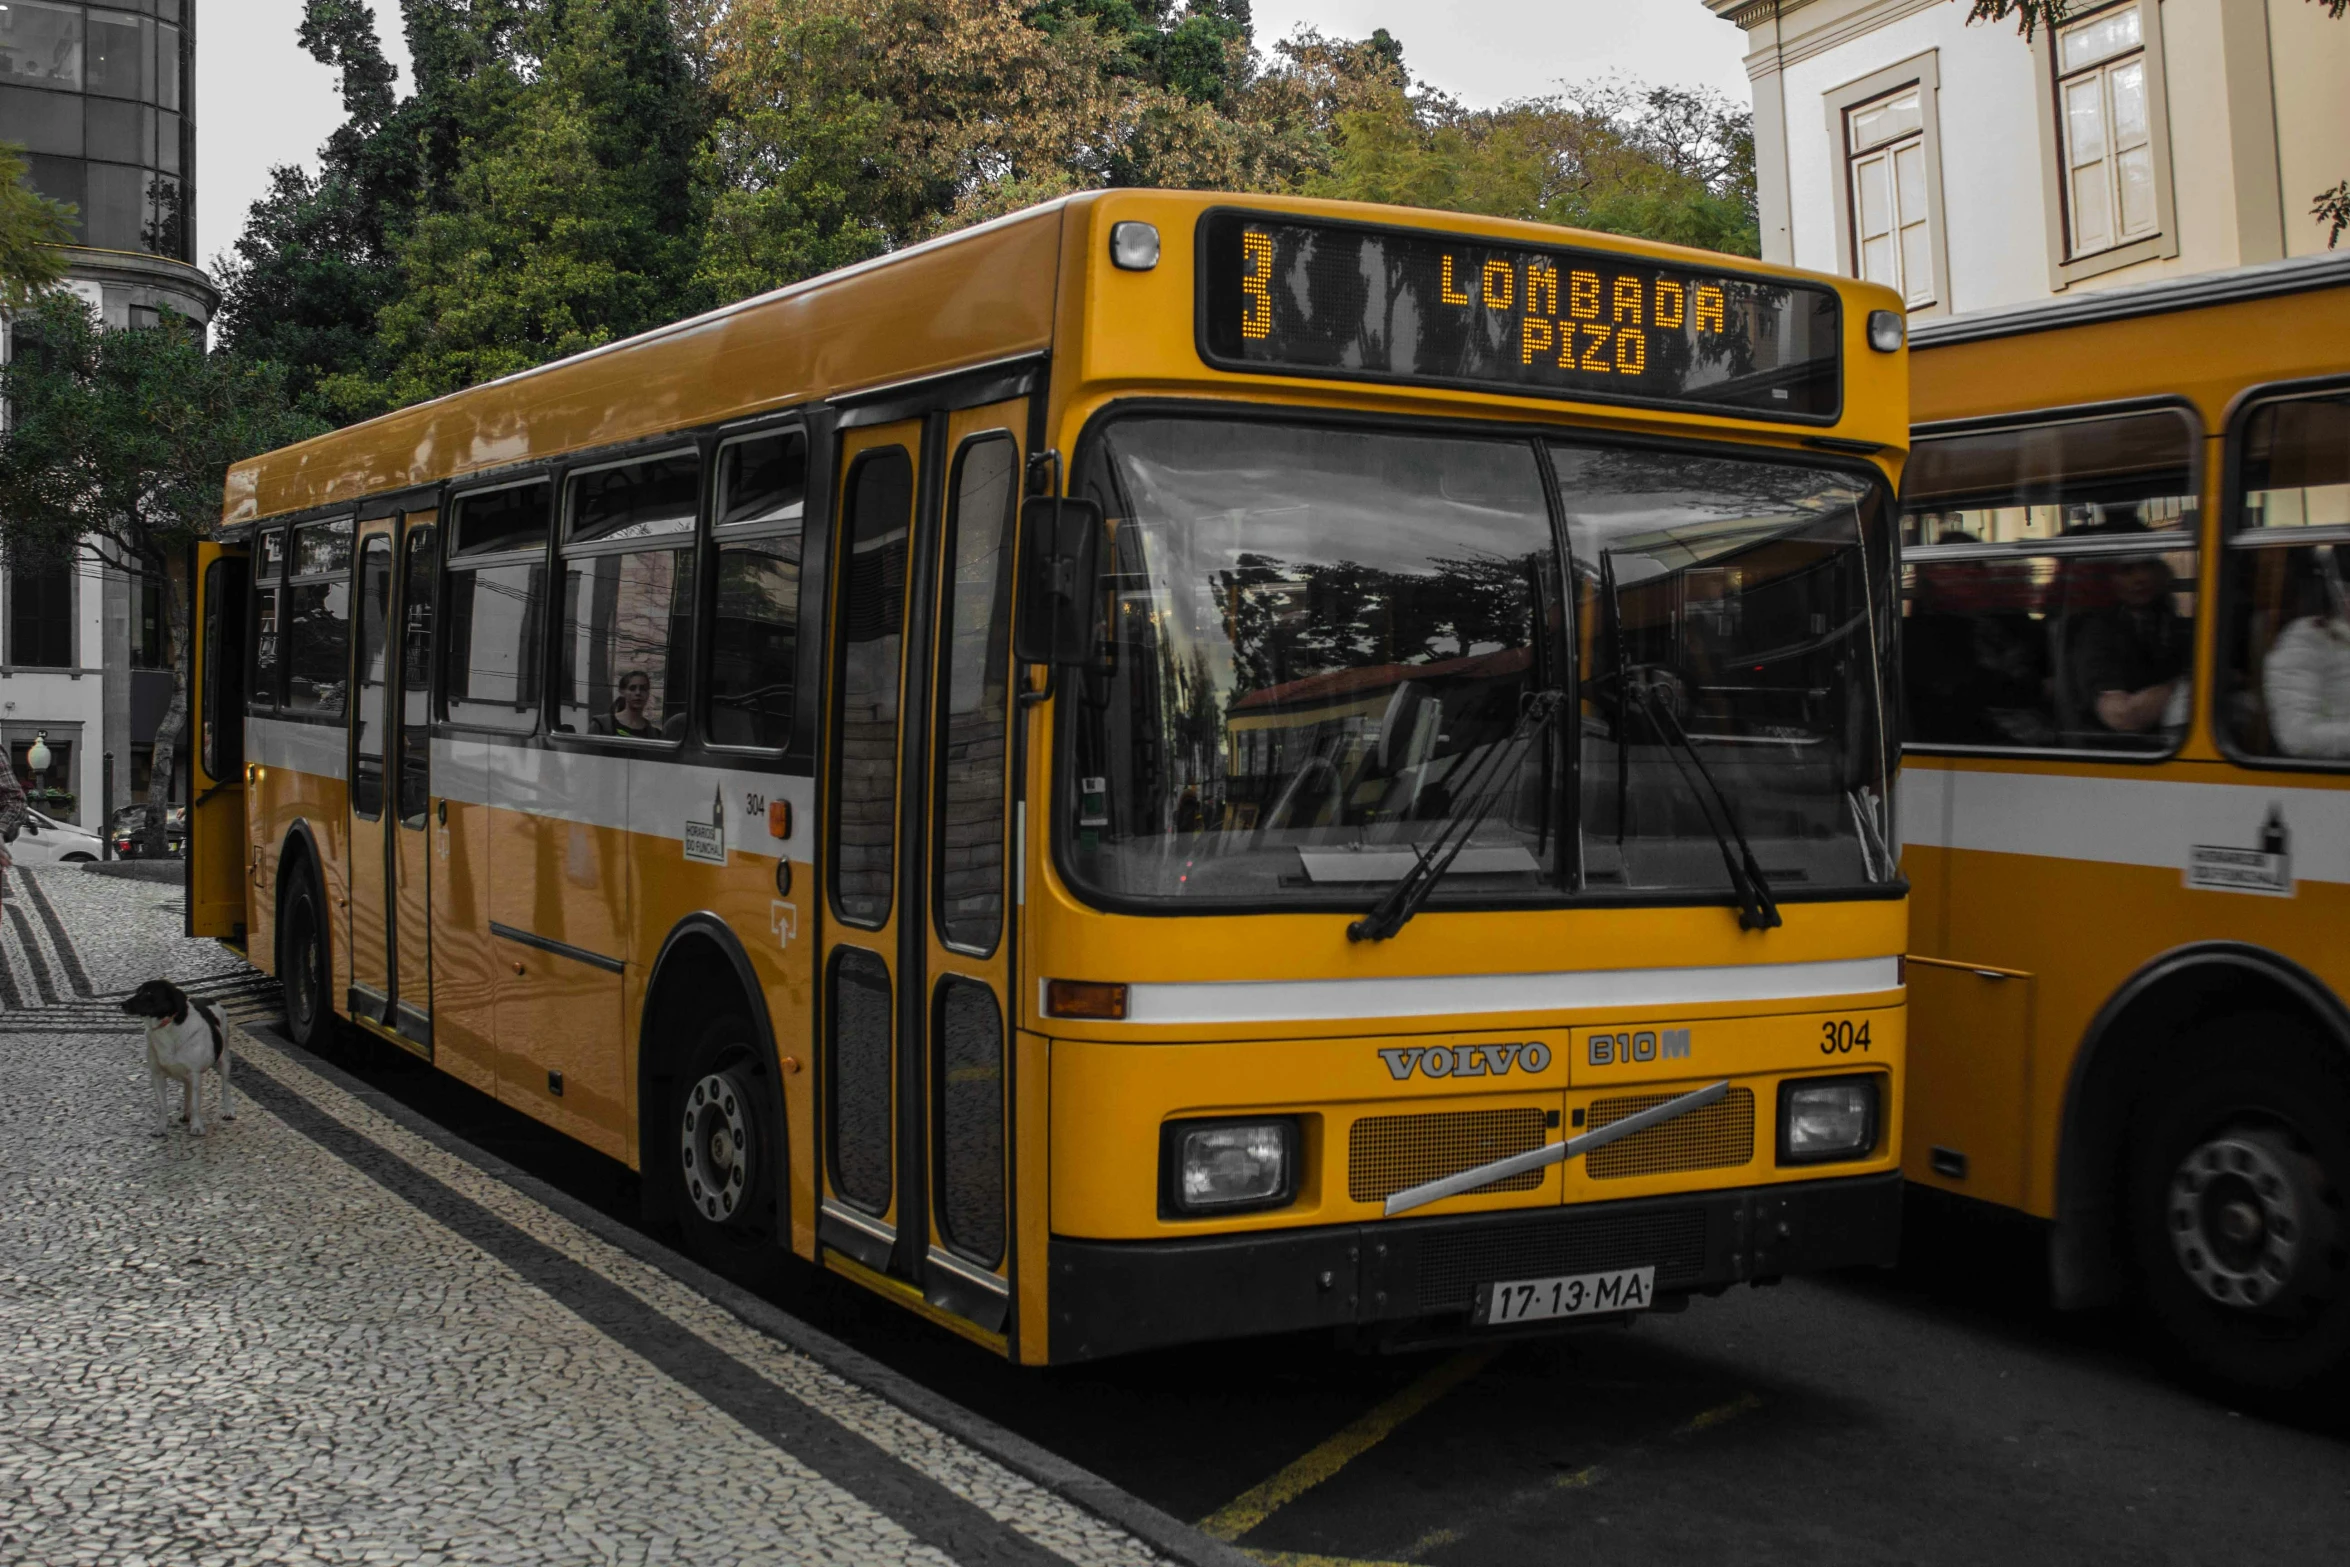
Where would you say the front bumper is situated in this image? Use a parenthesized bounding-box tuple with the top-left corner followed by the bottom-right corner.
(1047, 1170, 1902, 1362)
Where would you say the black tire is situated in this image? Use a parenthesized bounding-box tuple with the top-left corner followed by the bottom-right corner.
(667, 1012, 787, 1286)
(278, 863, 335, 1053)
(2127, 1018, 2350, 1403)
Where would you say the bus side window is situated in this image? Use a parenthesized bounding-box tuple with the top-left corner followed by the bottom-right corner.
(708, 428, 805, 749)
(2220, 391, 2350, 765)
(443, 481, 552, 733)
(284, 517, 355, 717)
(1899, 410, 2199, 755)
(557, 452, 701, 743)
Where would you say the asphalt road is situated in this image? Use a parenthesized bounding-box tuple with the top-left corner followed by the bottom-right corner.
(332, 1038, 2350, 1567)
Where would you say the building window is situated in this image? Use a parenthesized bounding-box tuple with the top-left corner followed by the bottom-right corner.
(1845, 87, 1935, 308)
(13, 736, 76, 820)
(9, 562, 74, 667)
(1824, 52, 1950, 316)
(2056, 5, 2156, 258)
(0, 3, 84, 91)
(131, 571, 167, 668)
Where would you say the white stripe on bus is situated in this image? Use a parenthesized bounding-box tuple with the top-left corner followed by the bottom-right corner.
(437, 739, 816, 860)
(249, 716, 349, 781)
(1101, 956, 1902, 1027)
(249, 721, 814, 860)
(1901, 767, 2350, 885)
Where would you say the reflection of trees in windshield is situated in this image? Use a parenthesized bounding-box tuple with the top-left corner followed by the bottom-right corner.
(1216, 550, 1534, 695)
(1208, 549, 1544, 838)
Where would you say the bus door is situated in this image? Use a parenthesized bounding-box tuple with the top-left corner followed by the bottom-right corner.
(188, 540, 251, 941)
(818, 402, 1027, 1335)
(344, 511, 437, 1057)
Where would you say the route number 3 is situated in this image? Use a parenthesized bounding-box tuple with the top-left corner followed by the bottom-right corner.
(1820, 1019, 1872, 1055)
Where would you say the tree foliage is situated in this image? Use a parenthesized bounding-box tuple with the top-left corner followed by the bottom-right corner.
(0, 296, 328, 842)
(0, 143, 77, 311)
(1307, 80, 1759, 256)
(218, 2, 1767, 424)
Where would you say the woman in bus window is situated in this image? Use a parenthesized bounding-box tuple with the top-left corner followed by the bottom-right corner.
(609, 670, 662, 738)
(2264, 545, 2350, 759)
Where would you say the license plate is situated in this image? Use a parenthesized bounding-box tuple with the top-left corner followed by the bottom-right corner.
(1475, 1265, 1656, 1326)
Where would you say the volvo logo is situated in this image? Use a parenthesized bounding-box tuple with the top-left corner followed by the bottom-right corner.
(1378, 1042, 1554, 1082)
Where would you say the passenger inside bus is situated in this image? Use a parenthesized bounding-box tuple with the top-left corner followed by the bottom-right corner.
(2062, 517, 2192, 737)
(2259, 545, 2350, 758)
(1901, 539, 2052, 748)
(607, 670, 662, 738)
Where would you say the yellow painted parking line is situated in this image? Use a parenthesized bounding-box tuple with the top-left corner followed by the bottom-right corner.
(1677, 1390, 1763, 1436)
(1198, 1348, 1499, 1542)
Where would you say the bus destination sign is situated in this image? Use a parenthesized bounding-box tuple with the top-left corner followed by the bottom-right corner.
(1198, 211, 1842, 420)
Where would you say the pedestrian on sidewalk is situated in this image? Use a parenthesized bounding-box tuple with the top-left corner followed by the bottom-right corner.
(0, 750, 25, 896)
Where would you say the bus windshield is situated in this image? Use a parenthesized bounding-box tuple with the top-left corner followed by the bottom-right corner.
(1065, 415, 1897, 910)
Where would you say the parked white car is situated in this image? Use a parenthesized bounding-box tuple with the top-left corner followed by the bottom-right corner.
(10, 807, 104, 865)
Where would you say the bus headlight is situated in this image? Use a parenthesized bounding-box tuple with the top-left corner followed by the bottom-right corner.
(1867, 309, 1905, 352)
(1165, 1118, 1297, 1214)
(1778, 1077, 1880, 1164)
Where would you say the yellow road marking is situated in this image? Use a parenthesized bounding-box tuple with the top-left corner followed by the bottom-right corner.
(1401, 1526, 1462, 1554)
(1198, 1348, 1499, 1542)
(1553, 1464, 1603, 1488)
(1676, 1390, 1763, 1435)
(1242, 1554, 1423, 1567)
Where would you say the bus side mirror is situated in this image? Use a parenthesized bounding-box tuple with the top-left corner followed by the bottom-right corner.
(1014, 495, 1102, 668)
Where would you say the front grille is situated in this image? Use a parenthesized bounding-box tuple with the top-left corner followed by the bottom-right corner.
(1349, 1108, 1549, 1204)
(1414, 1209, 1712, 1311)
(1585, 1088, 1756, 1179)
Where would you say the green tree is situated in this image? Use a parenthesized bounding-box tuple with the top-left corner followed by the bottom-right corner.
(0, 296, 328, 848)
(1308, 81, 1762, 257)
(373, 0, 709, 405)
(0, 143, 77, 310)
(1971, 0, 2347, 248)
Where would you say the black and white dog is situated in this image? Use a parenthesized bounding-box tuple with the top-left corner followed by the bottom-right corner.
(121, 979, 235, 1137)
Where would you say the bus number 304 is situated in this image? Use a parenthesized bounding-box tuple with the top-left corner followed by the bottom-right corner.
(1821, 1019, 1872, 1055)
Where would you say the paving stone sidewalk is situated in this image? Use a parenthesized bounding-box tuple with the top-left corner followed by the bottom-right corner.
(0, 871, 1195, 1567)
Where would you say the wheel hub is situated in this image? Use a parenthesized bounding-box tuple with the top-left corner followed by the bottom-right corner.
(681, 1071, 754, 1224)
(2167, 1129, 2314, 1311)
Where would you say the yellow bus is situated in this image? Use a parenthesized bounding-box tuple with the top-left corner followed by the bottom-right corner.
(189, 191, 1915, 1363)
(1899, 251, 2350, 1396)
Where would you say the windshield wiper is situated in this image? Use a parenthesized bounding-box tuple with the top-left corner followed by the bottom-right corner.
(1348, 689, 1566, 944)
(1619, 667, 1783, 932)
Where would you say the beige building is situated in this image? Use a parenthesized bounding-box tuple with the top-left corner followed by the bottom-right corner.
(1701, 0, 2350, 313)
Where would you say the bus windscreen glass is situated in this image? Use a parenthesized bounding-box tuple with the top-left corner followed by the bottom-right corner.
(1198, 211, 1842, 420)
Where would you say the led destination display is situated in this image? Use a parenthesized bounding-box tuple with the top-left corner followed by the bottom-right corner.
(1198, 211, 1842, 419)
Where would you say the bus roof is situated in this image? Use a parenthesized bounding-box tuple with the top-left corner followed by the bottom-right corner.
(1911, 250, 2350, 352)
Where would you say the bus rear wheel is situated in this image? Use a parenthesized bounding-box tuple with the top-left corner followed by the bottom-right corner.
(2128, 1021, 2350, 1401)
(669, 1015, 784, 1286)
(279, 867, 334, 1053)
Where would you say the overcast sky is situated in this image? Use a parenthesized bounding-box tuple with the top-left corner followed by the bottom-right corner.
(197, 2, 1753, 274)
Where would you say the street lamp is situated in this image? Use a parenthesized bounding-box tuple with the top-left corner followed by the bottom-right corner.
(25, 732, 50, 793)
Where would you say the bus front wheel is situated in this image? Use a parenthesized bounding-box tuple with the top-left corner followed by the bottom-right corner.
(279, 867, 333, 1053)
(2128, 1020, 2350, 1401)
(669, 1015, 784, 1285)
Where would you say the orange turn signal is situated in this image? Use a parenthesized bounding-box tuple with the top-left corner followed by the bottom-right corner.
(768, 800, 792, 839)
(1045, 980, 1129, 1020)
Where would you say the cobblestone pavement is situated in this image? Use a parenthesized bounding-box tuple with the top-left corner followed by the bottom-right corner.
(0, 870, 1184, 1567)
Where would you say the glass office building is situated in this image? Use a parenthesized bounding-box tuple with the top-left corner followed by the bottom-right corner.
(0, 0, 193, 262)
